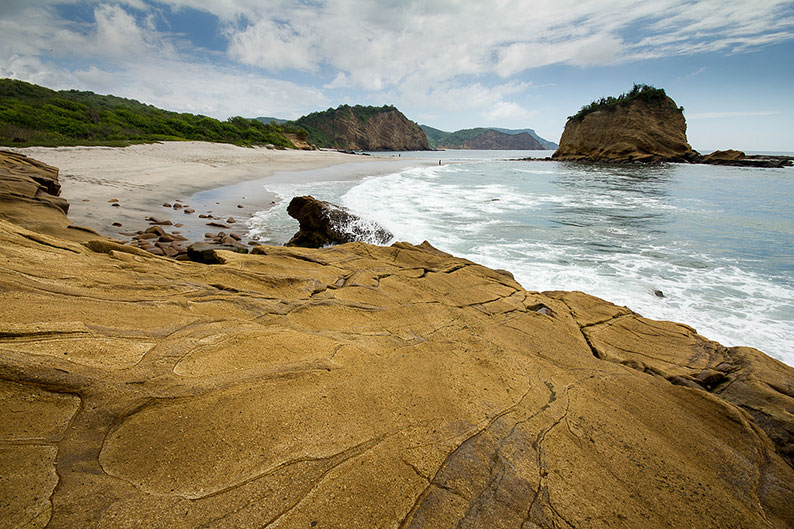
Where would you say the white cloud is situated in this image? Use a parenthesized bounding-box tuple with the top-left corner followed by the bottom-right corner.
(227, 17, 316, 71)
(324, 72, 350, 89)
(483, 101, 536, 123)
(0, 2, 328, 119)
(1, 0, 792, 128)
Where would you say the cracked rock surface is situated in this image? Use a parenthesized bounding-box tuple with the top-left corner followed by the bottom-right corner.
(1, 156, 793, 528)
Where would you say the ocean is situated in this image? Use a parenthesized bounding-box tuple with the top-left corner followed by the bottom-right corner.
(247, 150, 794, 367)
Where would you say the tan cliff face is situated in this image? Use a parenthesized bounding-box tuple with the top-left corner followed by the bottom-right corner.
(297, 106, 430, 151)
(1, 156, 794, 528)
(553, 97, 700, 163)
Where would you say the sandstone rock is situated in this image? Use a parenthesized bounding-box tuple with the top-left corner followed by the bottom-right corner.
(285, 195, 393, 248)
(173, 203, 183, 209)
(553, 85, 700, 163)
(207, 222, 230, 229)
(163, 202, 172, 207)
(111, 222, 122, 227)
(227, 217, 236, 223)
(146, 217, 172, 226)
(144, 226, 167, 237)
(0, 151, 101, 242)
(186, 242, 230, 264)
(1, 154, 793, 528)
(1, 220, 793, 528)
(184, 208, 195, 214)
(701, 150, 793, 168)
(703, 149, 745, 161)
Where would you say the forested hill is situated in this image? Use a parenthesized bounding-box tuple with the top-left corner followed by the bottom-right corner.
(292, 105, 429, 151)
(420, 125, 558, 150)
(0, 79, 304, 148)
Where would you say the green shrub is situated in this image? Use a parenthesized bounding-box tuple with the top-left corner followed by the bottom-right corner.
(0, 78, 297, 148)
(568, 84, 676, 122)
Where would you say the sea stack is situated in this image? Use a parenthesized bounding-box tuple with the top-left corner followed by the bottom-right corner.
(552, 84, 700, 163)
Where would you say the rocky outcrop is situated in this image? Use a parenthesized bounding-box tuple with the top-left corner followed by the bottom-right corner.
(553, 87, 700, 163)
(0, 150, 100, 241)
(285, 195, 393, 247)
(1, 156, 794, 528)
(701, 149, 793, 168)
(293, 105, 429, 151)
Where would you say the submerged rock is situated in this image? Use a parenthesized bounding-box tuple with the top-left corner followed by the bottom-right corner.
(285, 195, 393, 248)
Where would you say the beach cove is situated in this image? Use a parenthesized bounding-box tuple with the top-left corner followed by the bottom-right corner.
(11, 141, 434, 244)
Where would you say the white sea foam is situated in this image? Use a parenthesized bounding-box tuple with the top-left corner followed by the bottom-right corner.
(247, 157, 794, 366)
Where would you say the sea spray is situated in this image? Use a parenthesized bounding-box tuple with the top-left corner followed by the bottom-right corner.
(247, 150, 794, 365)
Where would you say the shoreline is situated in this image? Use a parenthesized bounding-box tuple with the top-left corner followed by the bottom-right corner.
(10, 141, 433, 245)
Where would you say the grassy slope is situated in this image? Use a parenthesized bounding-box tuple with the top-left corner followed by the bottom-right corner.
(0, 79, 305, 148)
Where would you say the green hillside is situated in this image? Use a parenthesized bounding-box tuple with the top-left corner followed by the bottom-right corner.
(292, 104, 398, 148)
(420, 124, 557, 149)
(0, 79, 304, 148)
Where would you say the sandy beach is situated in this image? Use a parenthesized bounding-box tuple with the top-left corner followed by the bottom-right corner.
(11, 141, 429, 244)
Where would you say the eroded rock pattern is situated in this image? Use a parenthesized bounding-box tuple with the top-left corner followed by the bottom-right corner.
(1, 219, 793, 528)
(1, 155, 793, 528)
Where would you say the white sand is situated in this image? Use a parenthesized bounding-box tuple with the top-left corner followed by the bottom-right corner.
(11, 141, 423, 242)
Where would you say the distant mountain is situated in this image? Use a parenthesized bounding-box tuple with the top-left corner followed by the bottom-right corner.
(491, 128, 558, 149)
(420, 125, 557, 150)
(0, 78, 301, 148)
(292, 104, 429, 151)
(254, 116, 288, 125)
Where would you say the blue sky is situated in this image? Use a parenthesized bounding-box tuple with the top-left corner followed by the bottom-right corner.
(1, 0, 793, 151)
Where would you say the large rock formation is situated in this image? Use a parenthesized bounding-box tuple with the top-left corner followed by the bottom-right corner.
(293, 104, 430, 151)
(553, 85, 700, 163)
(1, 156, 794, 528)
(285, 195, 393, 247)
(0, 149, 100, 241)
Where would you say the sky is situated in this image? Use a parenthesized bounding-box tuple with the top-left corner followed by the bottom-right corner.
(1, 0, 793, 151)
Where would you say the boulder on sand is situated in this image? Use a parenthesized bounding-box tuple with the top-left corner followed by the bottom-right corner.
(285, 195, 393, 248)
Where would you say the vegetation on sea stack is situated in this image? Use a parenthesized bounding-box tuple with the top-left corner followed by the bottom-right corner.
(569, 83, 683, 122)
(0, 79, 306, 148)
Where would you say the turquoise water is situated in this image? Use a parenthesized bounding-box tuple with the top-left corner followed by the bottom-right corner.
(248, 150, 794, 366)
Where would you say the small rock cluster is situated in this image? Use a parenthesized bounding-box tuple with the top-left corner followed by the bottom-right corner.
(123, 215, 255, 260)
(125, 223, 191, 259)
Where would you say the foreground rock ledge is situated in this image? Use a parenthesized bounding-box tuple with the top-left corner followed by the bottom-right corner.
(1, 217, 793, 528)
